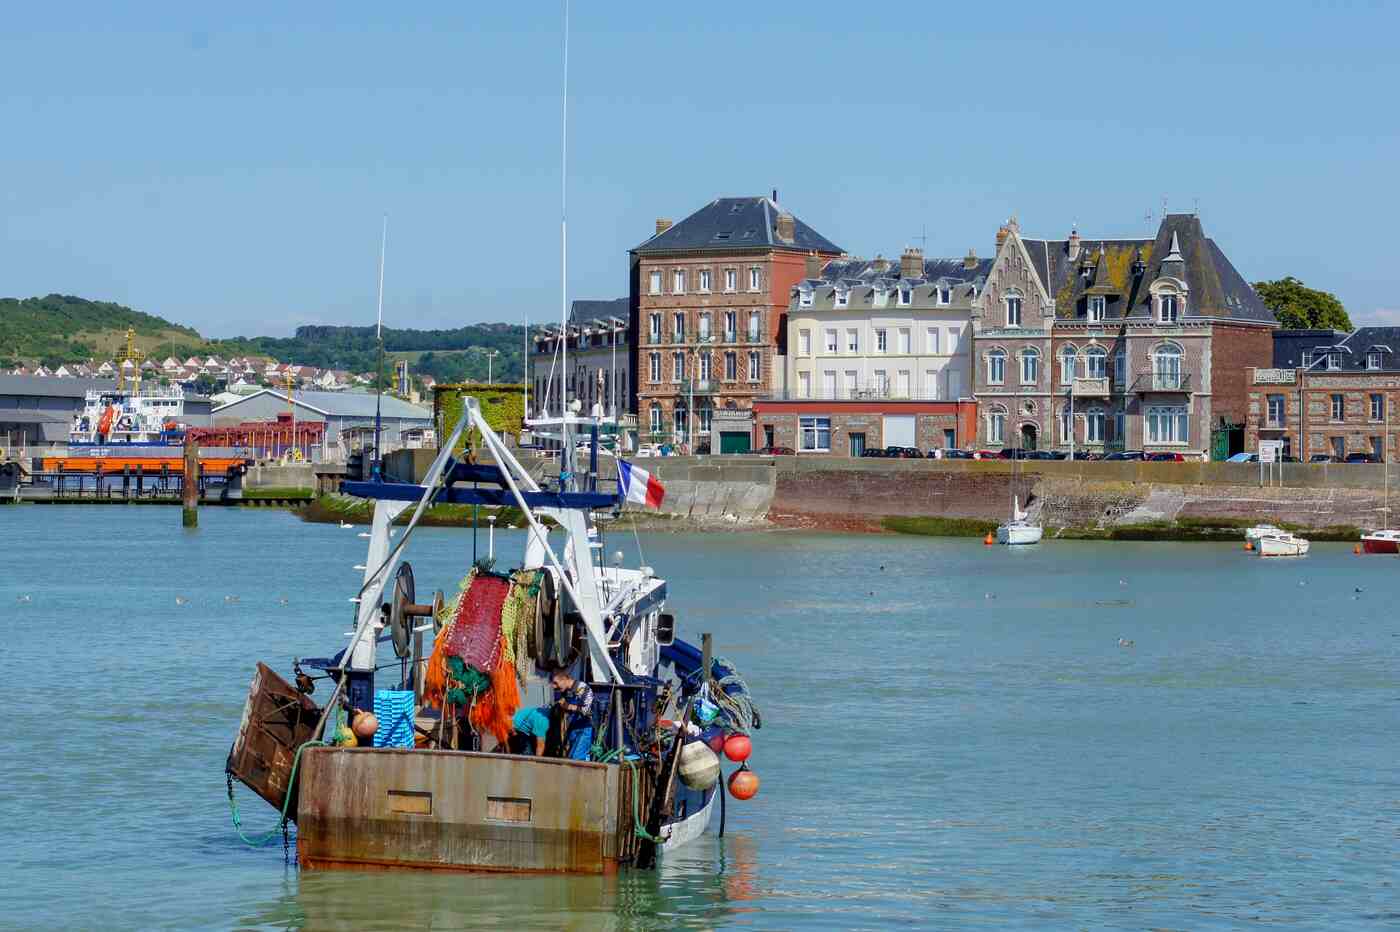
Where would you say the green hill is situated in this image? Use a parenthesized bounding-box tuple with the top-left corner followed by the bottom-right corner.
(0, 295, 528, 384)
(0, 294, 202, 366)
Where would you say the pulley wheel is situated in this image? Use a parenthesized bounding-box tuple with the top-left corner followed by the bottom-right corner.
(388, 562, 416, 659)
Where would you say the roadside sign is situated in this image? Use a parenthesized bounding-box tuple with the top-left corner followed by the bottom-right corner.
(1259, 440, 1283, 464)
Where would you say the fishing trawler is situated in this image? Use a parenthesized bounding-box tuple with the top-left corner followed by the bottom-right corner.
(69, 383, 188, 446)
(225, 398, 760, 872)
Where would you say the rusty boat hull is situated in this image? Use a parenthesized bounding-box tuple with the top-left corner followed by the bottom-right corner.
(296, 747, 625, 874)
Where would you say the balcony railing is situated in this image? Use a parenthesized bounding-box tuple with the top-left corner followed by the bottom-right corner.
(1253, 368, 1298, 385)
(1132, 370, 1192, 392)
(647, 332, 664, 345)
(764, 385, 952, 402)
(679, 379, 719, 395)
(1071, 376, 1111, 397)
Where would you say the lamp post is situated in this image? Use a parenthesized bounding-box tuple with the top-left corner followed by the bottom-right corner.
(485, 350, 500, 385)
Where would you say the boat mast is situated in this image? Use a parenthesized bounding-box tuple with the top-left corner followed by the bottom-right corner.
(558, 0, 572, 485)
(372, 215, 388, 479)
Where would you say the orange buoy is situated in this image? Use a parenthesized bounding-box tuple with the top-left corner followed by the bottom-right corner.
(1354, 544, 1362, 555)
(352, 711, 379, 739)
(728, 765, 760, 800)
(723, 733, 752, 763)
(1244, 541, 1253, 551)
(983, 532, 995, 546)
(706, 731, 727, 754)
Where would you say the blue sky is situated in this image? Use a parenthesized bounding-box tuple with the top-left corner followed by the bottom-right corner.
(3, 2, 1397, 337)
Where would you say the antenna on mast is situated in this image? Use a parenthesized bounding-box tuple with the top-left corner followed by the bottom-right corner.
(373, 214, 388, 479)
(559, 0, 570, 424)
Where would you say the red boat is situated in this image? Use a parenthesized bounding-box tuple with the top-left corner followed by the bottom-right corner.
(1360, 530, 1400, 554)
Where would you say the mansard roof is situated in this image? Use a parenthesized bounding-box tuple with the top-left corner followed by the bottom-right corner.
(819, 255, 994, 287)
(1020, 214, 1275, 324)
(633, 197, 843, 255)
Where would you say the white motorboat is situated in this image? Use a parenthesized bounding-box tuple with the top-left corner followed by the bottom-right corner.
(996, 497, 1043, 545)
(1256, 531, 1310, 557)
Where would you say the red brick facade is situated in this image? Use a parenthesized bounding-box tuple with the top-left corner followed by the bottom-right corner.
(752, 399, 978, 455)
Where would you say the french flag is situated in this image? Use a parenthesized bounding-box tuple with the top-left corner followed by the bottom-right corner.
(618, 460, 665, 509)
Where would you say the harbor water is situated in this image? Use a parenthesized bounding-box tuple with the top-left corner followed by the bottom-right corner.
(2, 505, 1397, 929)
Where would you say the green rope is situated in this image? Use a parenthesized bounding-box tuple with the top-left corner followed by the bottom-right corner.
(227, 739, 328, 847)
(622, 759, 660, 843)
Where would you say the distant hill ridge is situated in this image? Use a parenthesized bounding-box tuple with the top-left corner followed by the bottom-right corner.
(0, 294, 526, 384)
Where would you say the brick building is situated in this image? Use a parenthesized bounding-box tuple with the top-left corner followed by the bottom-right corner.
(1246, 327, 1400, 461)
(971, 214, 1276, 459)
(630, 195, 843, 453)
(753, 245, 988, 455)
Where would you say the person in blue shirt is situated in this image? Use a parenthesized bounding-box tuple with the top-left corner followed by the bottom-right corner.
(508, 706, 551, 756)
(550, 668, 594, 761)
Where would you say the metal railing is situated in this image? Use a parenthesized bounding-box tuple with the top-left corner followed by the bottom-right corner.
(1132, 370, 1192, 392)
(764, 385, 952, 402)
(679, 379, 719, 395)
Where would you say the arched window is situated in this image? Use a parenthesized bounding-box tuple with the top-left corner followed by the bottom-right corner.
(1005, 291, 1023, 327)
(649, 403, 662, 435)
(1020, 347, 1040, 384)
(1085, 345, 1107, 379)
(1156, 288, 1184, 323)
(673, 404, 688, 439)
(1086, 406, 1106, 442)
(1113, 347, 1126, 384)
(1058, 404, 1072, 442)
(1152, 343, 1183, 389)
(987, 348, 1006, 385)
(988, 405, 1007, 444)
(1059, 344, 1078, 383)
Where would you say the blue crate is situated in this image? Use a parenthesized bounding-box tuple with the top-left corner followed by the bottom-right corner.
(372, 689, 416, 748)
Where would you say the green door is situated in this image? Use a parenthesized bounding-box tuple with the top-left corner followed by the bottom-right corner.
(719, 432, 751, 454)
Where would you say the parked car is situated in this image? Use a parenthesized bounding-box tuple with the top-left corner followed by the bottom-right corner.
(882, 446, 922, 458)
(1103, 450, 1147, 461)
(1226, 452, 1254, 463)
(939, 449, 974, 460)
(973, 450, 1000, 460)
(1070, 450, 1102, 461)
(635, 443, 665, 458)
(996, 448, 1032, 460)
(1344, 452, 1379, 464)
(1146, 452, 1185, 462)
(860, 447, 885, 458)
(752, 446, 796, 456)
(1308, 454, 1335, 463)
(1044, 450, 1068, 460)
(1024, 450, 1058, 460)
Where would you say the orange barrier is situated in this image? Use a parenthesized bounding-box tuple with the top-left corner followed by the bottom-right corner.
(34, 456, 248, 473)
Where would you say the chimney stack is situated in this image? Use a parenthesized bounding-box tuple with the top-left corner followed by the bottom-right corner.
(804, 251, 822, 278)
(775, 212, 795, 243)
(655, 218, 673, 235)
(964, 248, 978, 270)
(900, 246, 924, 280)
(1067, 228, 1082, 262)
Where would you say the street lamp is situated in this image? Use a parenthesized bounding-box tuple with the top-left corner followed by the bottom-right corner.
(484, 350, 500, 385)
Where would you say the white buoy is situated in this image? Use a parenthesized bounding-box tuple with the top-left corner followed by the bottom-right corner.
(678, 740, 720, 790)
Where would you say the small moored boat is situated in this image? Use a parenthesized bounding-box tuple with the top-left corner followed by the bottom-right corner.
(1244, 524, 1285, 546)
(1360, 529, 1400, 554)
(1256, 531, 1310, 557)
(996, 497, 1043, 546)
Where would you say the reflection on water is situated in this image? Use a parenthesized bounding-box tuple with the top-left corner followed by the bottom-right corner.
(2, 508, 1398, 929)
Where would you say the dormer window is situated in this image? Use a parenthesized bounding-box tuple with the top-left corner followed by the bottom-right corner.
(1301, 351, 1313, 368)
(898, 288, 912, 306)
(799, 289, 813, 308)
(1006, 294, 1022, 327)
(834, 290, 848, 309)
(873, 287, 888, 309)
(937, 287, 951, 305)
(1158, 294, 1179, 324)
(1088, 296, 1106, 322)
(1367, 351, 1382, 370)
(1328, 351, 1342, 370)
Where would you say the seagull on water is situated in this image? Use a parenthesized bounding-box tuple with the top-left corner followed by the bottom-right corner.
(16, 594, 31, 603)
(276, 596, 289, 606)
(1118, 638, 1135, 648)
(224, 595, 240, 604)
(175, 596, 189, 606)
(339, 521, 353, 529)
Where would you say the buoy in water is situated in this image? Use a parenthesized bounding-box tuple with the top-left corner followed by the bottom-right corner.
(1243, 540, 1253, 551)
(1354, 544, 1362, 555)
(352, 711, 379, 739)
(983, 532, 995, 546)
(723, 733, 752, 763)
(728, 765, 760, 800)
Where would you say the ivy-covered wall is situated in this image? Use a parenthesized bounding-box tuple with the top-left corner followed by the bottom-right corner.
(433, 383, 526, 453)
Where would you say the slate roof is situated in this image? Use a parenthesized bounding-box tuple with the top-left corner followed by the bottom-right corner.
(568, 298, 629, 326)
(819, 256, 994, 287)
(633, 197, 843, 255)
(1279, 326, 1400, 372)
(1021, 214, 1275, 324)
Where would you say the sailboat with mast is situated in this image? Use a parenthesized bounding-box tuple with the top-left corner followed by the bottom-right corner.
(995, 433, 1043, 545)
(1361, 396, 1400, 553)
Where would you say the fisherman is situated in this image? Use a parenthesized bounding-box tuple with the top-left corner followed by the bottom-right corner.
(508, 705, 551, 756)
(550, 668, 594, 761)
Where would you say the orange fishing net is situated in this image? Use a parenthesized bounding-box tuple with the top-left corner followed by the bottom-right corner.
(422, 569, 522, 746)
